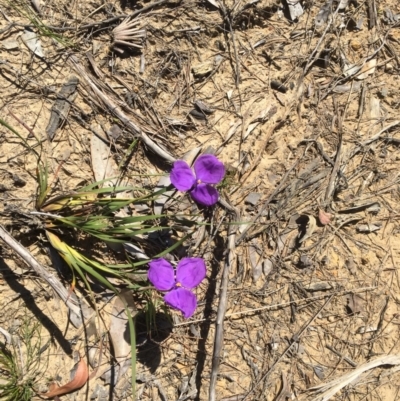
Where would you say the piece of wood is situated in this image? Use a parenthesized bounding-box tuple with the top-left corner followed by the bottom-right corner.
(46, 76, 79, 141)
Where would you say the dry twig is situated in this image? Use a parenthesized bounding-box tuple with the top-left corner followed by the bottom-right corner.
(242, 295, 334, 400)
(303, 355, 400, 401)
(0, 225, 82, 320)
(209, 207, 239, 401)
(69, 55, 175, 162)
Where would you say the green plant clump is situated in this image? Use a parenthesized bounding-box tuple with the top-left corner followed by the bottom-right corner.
(0, 320, 47, 401)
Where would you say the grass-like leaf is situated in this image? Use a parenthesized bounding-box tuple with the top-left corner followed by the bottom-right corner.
(46, 231, 122, 292)
(0, 118, 41, 159)
(0, 318, 47, 401)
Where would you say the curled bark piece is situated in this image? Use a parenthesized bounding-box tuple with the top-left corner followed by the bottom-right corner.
(41, 358, 89, 398)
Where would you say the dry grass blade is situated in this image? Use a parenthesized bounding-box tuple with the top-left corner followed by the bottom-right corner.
(303, 355, 400, 401)
(112, 17, 146, 52)
(69, 55, 175, 162)
(243, 296, 334, 401)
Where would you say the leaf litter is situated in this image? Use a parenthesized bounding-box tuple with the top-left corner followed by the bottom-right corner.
(2, 0, 400, 400)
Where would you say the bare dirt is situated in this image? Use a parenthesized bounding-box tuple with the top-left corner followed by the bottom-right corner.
(2, 0, 400, 400)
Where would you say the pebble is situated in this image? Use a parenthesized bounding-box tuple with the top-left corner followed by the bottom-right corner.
(385, 63, 393, 72)
(350, 39, 362, 51)
(245, 192, 261, 206)
(379, 87, 389, 98)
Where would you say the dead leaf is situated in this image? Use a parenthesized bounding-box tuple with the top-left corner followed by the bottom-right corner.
(31, 0, 41, 14)
(263, 258, 273, 276)
(42, 357, 88, 398)
(357, 325, 377, 334)
(21, 29, 45, 58)
(345, 257, 357, 275)
(98, 290, 138, 386)
(153, 174, 174, 215)
(205, 0, 220, 8)
(248, 242, 263, 283)
(345, 293, 364, 314)
(314, 365, 325, 380)
(276, 372, 292, 401)
(304, 282, 332, 292)
(369, 96, 380, 120)
(315, 1, 331, 27)
(356, 59, 376, 80)
(90, 132, 118, 187)
(90, 131, 131, 221)
(318, 209, 332, 225)
(101, 359, 131, 386)
(333, 81, 362, 93)
(286, 0, 303, 20)
(298, 215, 317, 244)
(109, 290, 137, 361)
(357, 222, 382, 233)
(243, 104, 277, 140)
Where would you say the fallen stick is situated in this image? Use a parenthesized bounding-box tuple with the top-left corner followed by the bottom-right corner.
(0, 224, 81, 319)
(209, 207, 239, 401)
(304, 354, 400, 401)
(69, 55, 176, 163)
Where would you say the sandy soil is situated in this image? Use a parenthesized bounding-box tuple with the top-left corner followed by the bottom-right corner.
(2, 0, 400, 400)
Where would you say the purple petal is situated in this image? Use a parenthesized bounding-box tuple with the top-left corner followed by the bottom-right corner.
(194, 155, 225, 184)
(176, 258, 206, 289)
(190, 184, 219, 206)
(164, 288, 197, 319)
(170, 160, 196, 191)
(148, 259, 175, 291)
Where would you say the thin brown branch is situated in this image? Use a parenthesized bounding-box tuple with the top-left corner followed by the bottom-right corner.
(69, 55, 176, 162)
(0, 225, 81, 319)
(209, 209, 239, 401)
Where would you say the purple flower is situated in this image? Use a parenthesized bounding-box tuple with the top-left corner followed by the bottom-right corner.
(170, 154, 225, 207)
(148, 257, 206, 319)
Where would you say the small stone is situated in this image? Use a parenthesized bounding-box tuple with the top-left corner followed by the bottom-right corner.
(2, 40, 19, 50)
(203, 146, 216, 155)
(192, 61, 214, 78)
(133, 203, 150, 212)
(385, 63, 393, 72)
(357, 325, 377, 334)
(267, 172, 279, 184)
(321, 255, 329, 265)
(304, 282, 333, 292)
(314, 365, 325, 379)
(12, 174, 26, 187)
(245, 192, 261, 206)
(379, 88, 389, 98)
(299, 254, 313, 268)
(263, 259, 273, 276)
(355, 17, 364, 30)
(107, 124, 122, 140)
(350, 39, 362, 51)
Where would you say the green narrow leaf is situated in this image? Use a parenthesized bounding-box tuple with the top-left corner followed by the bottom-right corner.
(126, 305, 136, 399)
